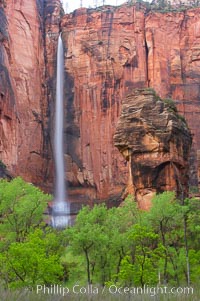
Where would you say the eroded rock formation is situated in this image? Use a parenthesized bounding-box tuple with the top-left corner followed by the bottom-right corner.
(114, 88, 192, 209)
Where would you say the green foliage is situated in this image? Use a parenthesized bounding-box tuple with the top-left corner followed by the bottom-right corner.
(64, 199, 139, 285)
(186, 197, 200, 250)
(0, 228, 65, 289)
(0, 181, 199, 290)
(163, 98, 177, 113)
(118, 225, 164, 286)
(64, 191, 200, 286)
(177, 113, 187, 124)
(145, 192, 186, 284)
(189, 249, 200, 282)
(163, 98, 188, 126)
(144, 87, 159, 98)
(0, 177, 51, 244)
(0, 178, 65, 289)
(146, 0, 200, 12)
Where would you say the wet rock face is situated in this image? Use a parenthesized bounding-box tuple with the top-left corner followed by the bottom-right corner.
(0, 4, 18, 175)
(59, 5, 200, 202)
(0, 0, 61, 189)
(114, 89, 192, 209)
(0, 160, 12, 179)
(1, 0, 49, 184)
(145, 8, 200, 185)
(60, 5, 147, 201)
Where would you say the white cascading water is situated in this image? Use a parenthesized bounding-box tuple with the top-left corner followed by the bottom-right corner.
(52, 34, 70, 228)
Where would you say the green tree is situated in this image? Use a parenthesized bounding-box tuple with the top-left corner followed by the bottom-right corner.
(189, 249, 200, 283)
(0, 177, 51, 245)
(63, 192, 200, 287)
(64, 197, 140, 285)
(65, 204, 108, 284)
(187, 197, 200, 250)
(0, 228, 65, 289)
(117, 224, 165, 286)
(104, 197, 139, 283)
(146, 192, 185, 284)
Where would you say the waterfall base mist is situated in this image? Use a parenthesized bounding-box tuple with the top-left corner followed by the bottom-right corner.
(51, 202, 71, 228)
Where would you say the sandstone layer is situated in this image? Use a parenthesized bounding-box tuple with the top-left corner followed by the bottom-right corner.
(0, 0, 46, 184)
(61, 5, 147, 201)
(0, 2, 200, 203)
(60, 5, 200, 202)
(145, 8, 200, 186)
(114, 88, 192, 209)
(0, 0, 62, 188)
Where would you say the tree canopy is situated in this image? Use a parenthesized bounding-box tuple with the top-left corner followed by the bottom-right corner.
(0, 178, 199, 289)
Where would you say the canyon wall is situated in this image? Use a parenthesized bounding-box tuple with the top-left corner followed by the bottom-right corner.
(145, 9, 200, 186)
(0, 0, 46, 184)
(0, 1, 200, 203)
(0, 0, 17, 172)
(61, 5, 148, 201)
(61, 5, 200, 202)
(0, 0, 61, 189)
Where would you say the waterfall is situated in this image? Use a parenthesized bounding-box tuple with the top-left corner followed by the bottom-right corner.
(52, 34, 70, 228)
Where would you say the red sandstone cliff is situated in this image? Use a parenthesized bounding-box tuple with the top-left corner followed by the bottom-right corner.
(0, 0, 45, 183)
(0, 1, 200, 203)
(60, 5, 200, 202)
(61, 5, 148, 201)
(0, 0, 62, 188)
(145, 8, 200, 186)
